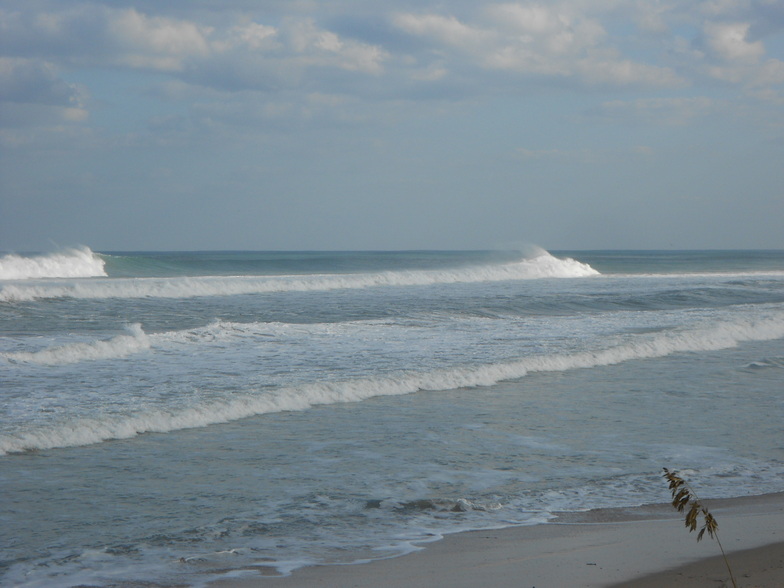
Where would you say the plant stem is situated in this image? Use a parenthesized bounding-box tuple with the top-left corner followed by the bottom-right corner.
(713, 534, 738, 588)
(662, 469, 738, 588)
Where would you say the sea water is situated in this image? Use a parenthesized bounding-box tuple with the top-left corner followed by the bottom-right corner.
(1, 248, 783, 587)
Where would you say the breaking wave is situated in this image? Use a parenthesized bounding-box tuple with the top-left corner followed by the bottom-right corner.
(2, 310, 782, 455)
(2, 324, 149, 365)
(0, 251, 598, 302)
(0, 247, 106, 280)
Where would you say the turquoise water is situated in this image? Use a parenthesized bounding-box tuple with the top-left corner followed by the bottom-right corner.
(1, 248, 783, 586)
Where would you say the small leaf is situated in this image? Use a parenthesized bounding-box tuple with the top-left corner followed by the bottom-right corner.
(685, 505, 700, 531)
(703, 513, 718, 538)
(673, 488, 690, 510)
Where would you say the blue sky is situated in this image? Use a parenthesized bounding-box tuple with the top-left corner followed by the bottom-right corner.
(1, 0, 783, 251)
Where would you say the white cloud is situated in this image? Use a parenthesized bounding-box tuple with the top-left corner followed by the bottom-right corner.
(392, 3, 681, 86)
(106, 8, 212, 71)
(695, 20, 784, 88)
(706, 56, 784, 85)
(392, 13, 494, 49)
(1, 0, 781, 133)
(700, 0, 752, 18)
(632, 0, 672, 34)
(220, 21, 279, 52)
(410, 63, 449, 81)
(0, 58, 80, 104)
(0, 5, 212, 72)
(486, 3, 606, 53)
(754, 58, 784, 85)
(1, 4, 387, 84)
(0, 57, 89, 126)
(580, 57, 680, 86)
(284, 19, 388, 74)
(749, 85, 784, 105)
(703, 21, 764, 62)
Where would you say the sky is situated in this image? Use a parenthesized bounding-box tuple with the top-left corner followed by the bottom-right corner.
(1, 0, 783, 252)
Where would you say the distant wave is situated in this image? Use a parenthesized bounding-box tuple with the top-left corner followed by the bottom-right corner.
(0, 251, 598, 302)
(2, 324, 149, 366)
(617, 271, 784, 280)
(0, 247, 106, 280)
(2, 309, 782, 455)
(743, 357, 784, 370)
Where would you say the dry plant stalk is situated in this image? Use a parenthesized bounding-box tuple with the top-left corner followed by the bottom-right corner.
(662, 468, 738, 588)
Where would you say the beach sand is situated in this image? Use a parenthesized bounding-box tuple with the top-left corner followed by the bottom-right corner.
(209, 493, 784, 587)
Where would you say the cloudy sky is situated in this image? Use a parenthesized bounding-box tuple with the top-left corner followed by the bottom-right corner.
(1, 0, 783, 251)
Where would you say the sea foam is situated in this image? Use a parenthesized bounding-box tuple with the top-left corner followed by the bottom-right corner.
(2, 309, 782, 455)
(0, 247, 107, 280)
(0, 251, 597, 302)
(2, 324, 149, 365)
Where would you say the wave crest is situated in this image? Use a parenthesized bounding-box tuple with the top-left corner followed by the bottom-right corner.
(2, 310, 782, 455)
(0, 251, 597, 302)
(0, 247, 106, 280)
(2, 324, 149, 365)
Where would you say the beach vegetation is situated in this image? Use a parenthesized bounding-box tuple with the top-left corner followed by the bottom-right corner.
(663, 468, 737, 588)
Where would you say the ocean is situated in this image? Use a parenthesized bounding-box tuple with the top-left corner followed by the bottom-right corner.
(1, 247, 783, 587)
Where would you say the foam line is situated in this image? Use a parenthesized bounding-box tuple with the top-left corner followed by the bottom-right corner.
(2, 310, 782, 455)
(0, 252, 597, 302)
(2, 324, 149, 365)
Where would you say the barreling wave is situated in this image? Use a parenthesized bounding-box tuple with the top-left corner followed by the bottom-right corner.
(2, 324, 149, 365)
(2, 309, 783, 455)
(0, 247, 106, 280)
(0, 251, 598, 302)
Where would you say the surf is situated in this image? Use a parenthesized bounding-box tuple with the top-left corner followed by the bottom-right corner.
(0, 250, 598, 302)
(2, 324, 149, 365)
(0, 247, 107, 280)
(3, 308, 782, 455)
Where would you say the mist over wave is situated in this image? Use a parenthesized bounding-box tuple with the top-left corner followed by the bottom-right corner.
(3, 309, 782, 455)
(0, 250, 598, 302)
(0, 247, 107, 280)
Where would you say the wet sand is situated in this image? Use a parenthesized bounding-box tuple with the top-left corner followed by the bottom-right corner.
(210, 493, 784, 587)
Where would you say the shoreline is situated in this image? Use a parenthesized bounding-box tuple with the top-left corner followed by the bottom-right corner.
(209, 492, 784, 587)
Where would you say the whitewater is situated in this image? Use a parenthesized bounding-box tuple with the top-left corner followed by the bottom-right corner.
(0, 246, 107, 280)
(0, 248, 597, 302)
(2, 248, 784, 587)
